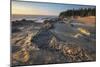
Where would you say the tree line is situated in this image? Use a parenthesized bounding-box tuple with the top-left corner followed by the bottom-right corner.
(59, 8, 96, 17)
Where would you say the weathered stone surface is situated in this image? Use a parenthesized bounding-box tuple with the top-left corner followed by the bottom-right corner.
(11, 19, 96, 66)
(12, 49, 30, 63)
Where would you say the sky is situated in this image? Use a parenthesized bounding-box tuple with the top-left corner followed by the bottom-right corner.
(12, 1, 95, 16)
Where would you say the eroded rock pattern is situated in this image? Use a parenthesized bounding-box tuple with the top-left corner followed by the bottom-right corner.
(11, 19, 96, 66)
(49, 36, 96, 62)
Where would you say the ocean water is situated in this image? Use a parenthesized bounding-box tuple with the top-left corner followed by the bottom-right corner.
(11, 14, 57, 22)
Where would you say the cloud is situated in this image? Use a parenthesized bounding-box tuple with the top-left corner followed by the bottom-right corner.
(12, 2, 56, 15)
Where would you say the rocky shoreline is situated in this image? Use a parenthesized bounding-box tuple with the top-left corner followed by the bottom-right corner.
(11, 18, 96, 66)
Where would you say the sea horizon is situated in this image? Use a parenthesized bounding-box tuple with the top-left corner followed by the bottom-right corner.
(11, 14, 58, 21)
